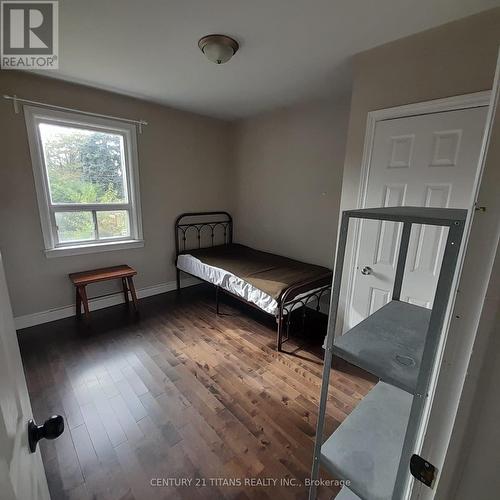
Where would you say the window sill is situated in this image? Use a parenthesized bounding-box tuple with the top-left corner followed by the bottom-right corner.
(44, 239, 144, 258)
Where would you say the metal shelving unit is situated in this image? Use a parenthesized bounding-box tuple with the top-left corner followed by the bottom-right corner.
(336, 487, 363, 499)
(310, 206, 467, 500)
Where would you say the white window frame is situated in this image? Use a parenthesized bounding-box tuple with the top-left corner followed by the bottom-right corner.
(24, 105, 144, 257)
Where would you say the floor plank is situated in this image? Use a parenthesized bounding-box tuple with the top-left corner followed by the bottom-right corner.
(18, 284, 375, 500)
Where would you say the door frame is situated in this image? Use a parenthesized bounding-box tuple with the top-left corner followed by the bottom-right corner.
(343, 90, 491, 334)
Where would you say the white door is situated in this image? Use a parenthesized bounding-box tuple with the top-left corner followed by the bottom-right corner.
(0, 251, 51, 500)
(348, 106, 487, 329)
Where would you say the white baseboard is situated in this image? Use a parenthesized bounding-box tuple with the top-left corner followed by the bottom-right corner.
(14, 277, 200, 331)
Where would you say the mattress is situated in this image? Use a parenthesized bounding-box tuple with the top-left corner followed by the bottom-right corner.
(176, 244, 332, 316)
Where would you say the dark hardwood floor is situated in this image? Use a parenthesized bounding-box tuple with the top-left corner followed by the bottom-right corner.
(18, 284, 375, 500)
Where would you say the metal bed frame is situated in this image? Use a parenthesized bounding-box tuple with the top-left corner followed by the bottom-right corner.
(174, 211, 332, 351)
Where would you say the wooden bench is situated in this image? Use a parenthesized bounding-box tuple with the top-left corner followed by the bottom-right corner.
(69, 265, 138, 320)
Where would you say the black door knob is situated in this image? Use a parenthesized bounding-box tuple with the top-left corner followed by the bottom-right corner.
(28, 415, 64, 453)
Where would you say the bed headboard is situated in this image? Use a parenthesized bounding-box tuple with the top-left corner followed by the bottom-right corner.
(175, 211, 233, 256)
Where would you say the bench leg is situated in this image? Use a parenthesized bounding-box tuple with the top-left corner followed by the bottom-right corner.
(122, 278, 129, 306)
(75, 286, 82, 319)
(127, 276, 139, 312)
(78, 285, 90, 320)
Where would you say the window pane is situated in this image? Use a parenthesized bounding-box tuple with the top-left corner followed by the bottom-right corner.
(55, 211, 95, 243)
(39, 123, 128, 204)
(96, 210, 130, 239)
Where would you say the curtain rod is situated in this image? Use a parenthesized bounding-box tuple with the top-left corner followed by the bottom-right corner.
(2, 94, 148, 133)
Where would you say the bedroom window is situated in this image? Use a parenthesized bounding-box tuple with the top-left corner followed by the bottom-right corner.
(24, 106, 143, 257)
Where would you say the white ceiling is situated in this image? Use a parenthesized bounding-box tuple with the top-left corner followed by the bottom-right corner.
(46, 0, 499, 119)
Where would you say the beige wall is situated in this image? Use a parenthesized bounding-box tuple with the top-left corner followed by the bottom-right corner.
(3, 9, 500, 322)
(454, 278, 500, 500)
(0, 71, 235, 318)
(337, 8, 500, 324)
(342, 8, 500, 214)
(438, 62, 500, 499)
(233, 96, 350, 268)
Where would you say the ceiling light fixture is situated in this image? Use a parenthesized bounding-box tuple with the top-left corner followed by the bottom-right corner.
(198, 34, 239, 65)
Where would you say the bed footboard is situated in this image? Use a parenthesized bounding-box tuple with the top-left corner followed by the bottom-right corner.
(276, 276, 332, 351)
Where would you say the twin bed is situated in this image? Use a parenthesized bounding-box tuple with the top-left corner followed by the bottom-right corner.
(175, 212, 332, 351)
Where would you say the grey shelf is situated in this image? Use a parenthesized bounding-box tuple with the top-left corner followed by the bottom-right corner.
(310, 206, 466, 500)
(333, 300, 431, 394)
(321, 382, 412, 500)
(344, 206, 467, 226)
(335, 487, 362, 500)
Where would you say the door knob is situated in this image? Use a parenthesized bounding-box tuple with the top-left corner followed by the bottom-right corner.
(28, 415, 64, 453)
(361, 266, 373, 275)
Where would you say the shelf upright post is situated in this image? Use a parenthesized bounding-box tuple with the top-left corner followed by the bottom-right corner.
(393, 222, 412, 301)
(309, 212, 350, 500)
(392, 219, 466, 499)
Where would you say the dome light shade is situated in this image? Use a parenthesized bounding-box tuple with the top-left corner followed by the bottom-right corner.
(198, 35, 239, 64)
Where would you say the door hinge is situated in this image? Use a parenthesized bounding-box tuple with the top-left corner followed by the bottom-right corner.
(410, 454, 437, 488)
